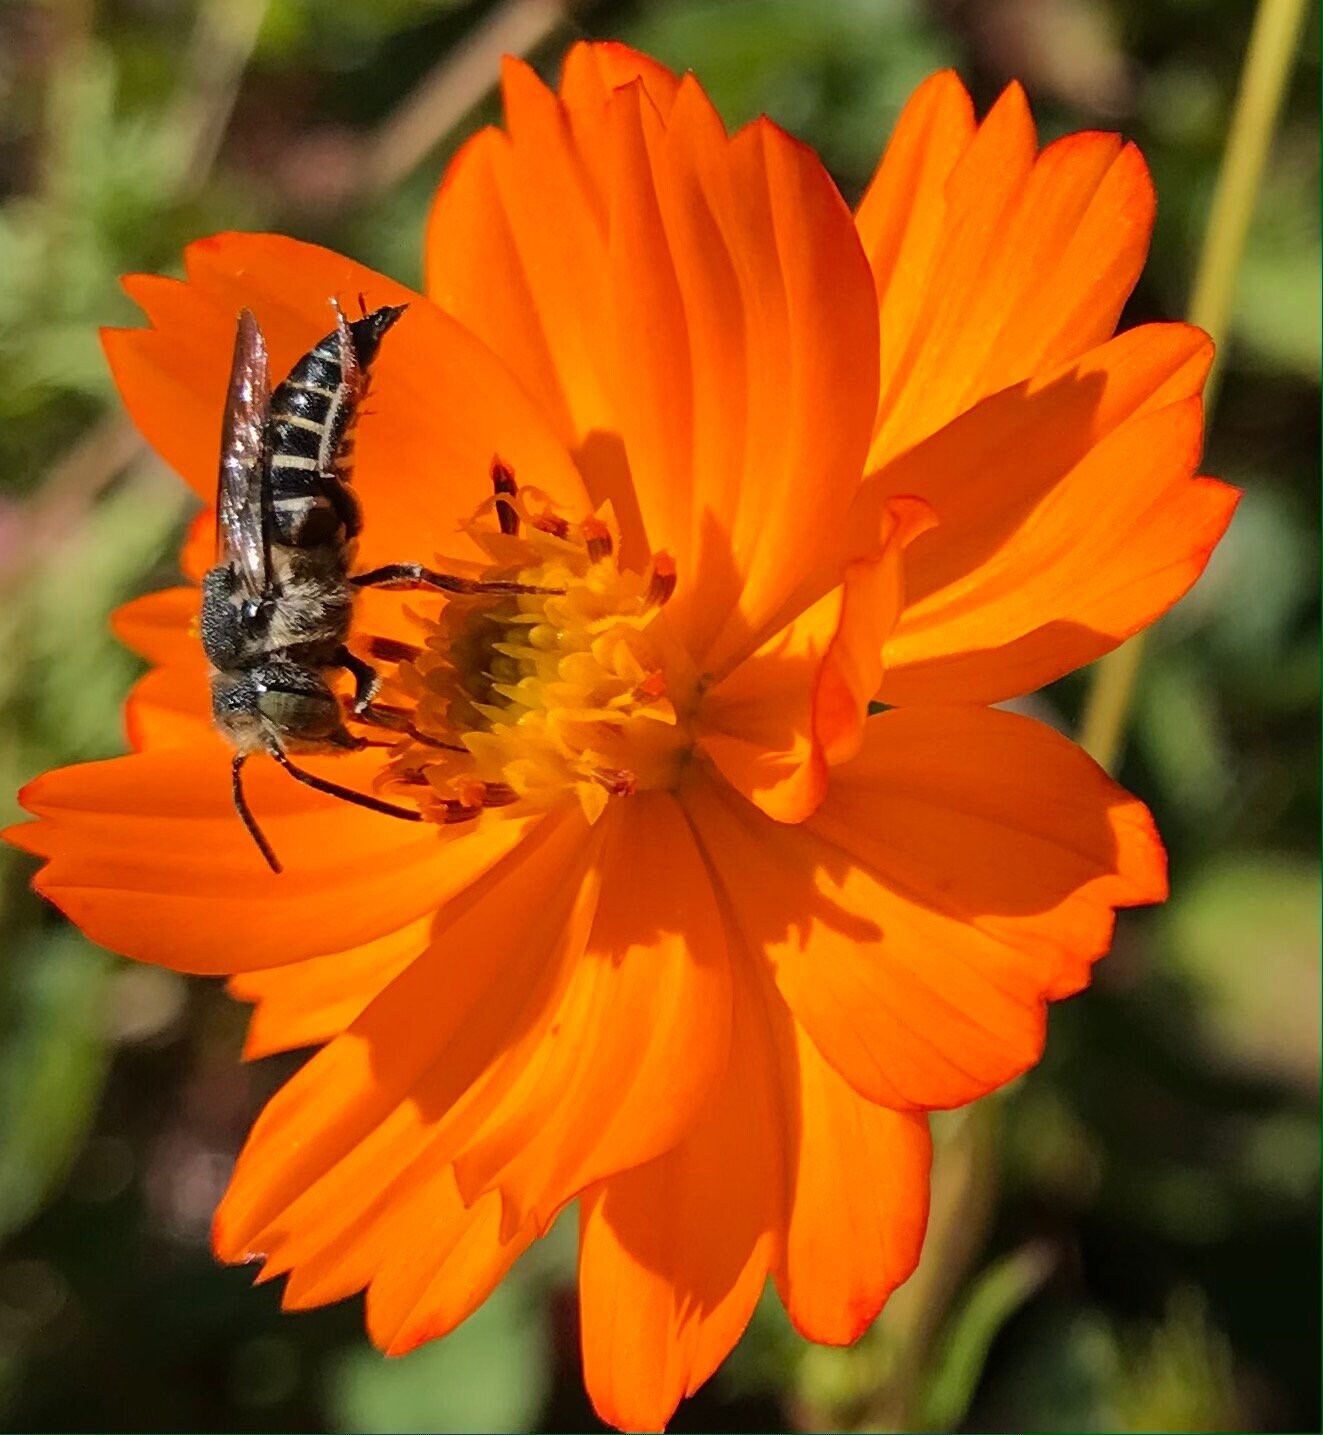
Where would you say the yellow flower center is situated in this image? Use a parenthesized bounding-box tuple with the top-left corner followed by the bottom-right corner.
(378, 474, 695, 825)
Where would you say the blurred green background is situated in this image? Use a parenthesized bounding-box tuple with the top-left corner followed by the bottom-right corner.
(0, 0, 1317, 1430)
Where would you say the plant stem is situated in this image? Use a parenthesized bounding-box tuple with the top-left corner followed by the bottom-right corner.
(1078, 0, 1309, 772)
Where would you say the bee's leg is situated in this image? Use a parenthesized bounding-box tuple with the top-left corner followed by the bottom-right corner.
(267, 744, 424, 823)
(362, 709, 466, 752)
(322, 473, 362, 540)
(334, 646, 464, 752)
(350, 563, 559, 596)
(334, 645, 382, 715)
(231, 752, 283, 874)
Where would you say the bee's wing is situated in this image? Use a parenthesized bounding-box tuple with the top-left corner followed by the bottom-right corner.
(216, 308, 271, 599)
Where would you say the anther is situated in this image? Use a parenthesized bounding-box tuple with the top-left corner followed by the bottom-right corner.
(479, 781, 519, 807)
(581, 516, 613, 563)
(532, 511, 571, 540)
(451, 776, 488, 808)
(646, 551, 677, 607)
(366, 636, 423, 663)
(437, 800, 482, 825)
(593, 766, 637, 797)
(491, 458, 520, 536)
(635, 671, 668, 704)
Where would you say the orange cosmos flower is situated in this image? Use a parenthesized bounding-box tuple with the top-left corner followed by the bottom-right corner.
(7, 42, 1237, 1432)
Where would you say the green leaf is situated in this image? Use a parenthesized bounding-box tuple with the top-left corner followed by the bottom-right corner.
(916, 1243, 1055, 1431)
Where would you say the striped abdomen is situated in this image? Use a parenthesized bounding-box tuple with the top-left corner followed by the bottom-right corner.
(264, 304, 407, 548)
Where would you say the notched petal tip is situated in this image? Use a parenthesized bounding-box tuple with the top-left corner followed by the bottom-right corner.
(1, 815, 43, 858)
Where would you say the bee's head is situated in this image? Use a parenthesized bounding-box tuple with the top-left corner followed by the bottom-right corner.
(348, 303, 408, 367)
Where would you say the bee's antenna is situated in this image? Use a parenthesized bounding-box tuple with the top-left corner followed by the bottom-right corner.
(232, 752, 283, 874)
(268, 745, 425, 824)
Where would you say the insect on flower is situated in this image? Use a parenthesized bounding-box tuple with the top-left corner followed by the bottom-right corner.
(6, 43, 1241, 1432)
(204, 301, 552, 872)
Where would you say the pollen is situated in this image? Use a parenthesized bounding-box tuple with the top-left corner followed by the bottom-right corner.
(378, 468, 695, 825)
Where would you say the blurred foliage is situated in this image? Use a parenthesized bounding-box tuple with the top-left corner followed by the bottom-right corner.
(0, 931, 111, 1247)
(328, 1278, 551, 1433)
(0, 0, 1317, 1431)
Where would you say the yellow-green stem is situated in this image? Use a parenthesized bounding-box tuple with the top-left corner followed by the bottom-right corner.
(1078, 0, 1309, 771)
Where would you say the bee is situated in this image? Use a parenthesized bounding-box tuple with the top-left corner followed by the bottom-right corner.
(201, 301, 540, 873)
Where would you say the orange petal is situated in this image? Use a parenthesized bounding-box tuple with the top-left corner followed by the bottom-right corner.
(220, 1079, 528, 1354)
(699, 497, 933, 822)
(888, 462, 1237, 706)
(112, 587, 197, 665)
(123, 664, 212, 751)
(772, 1013, 931, 1343)
(236, 1107, 476, 1309)
(426, 127, 581, 447)
(106, 234, 588, 560)
(227, 916, 432, 1059)
(426, 55, 879, 673)
(855, 71, 974, 427)
(450, 793, 731, 1237)
(612, 89, 879, 673)
(683, 708, 1166, 1110)
(282, 1139, 529, 1356)
(578, 904, 934, 1424)
(560, 39, 683, 125)
(424, 46, 681, 538)
(9, 745, 539, 972)
(111, 587, 214, 752)
(859, 75, 1157, 467)
(428, 71, 612, 454)
(212, 807, 600, 1266)
(577, 949, 782, 1433)
(837, 324, 1238, 703)
(365, 1180, 532, 1357)
(179, 508, 213, 582)
(215, 799, 730, 1285)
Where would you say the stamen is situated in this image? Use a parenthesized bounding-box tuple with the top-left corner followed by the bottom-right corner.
(635, 671, 668, 704)
(491, 458, 520, 536)
(452, 776, 489, 809)
(480, 782, 519, 807)
(381, 488, 694, 822)
(436, 800, 482, 825)
(646, 551, 677, 607)
(581, 516, 613, 563)
(531, 511, 570, 540)
(366, 636, 423, 663)
(593, 767, 638, 797)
